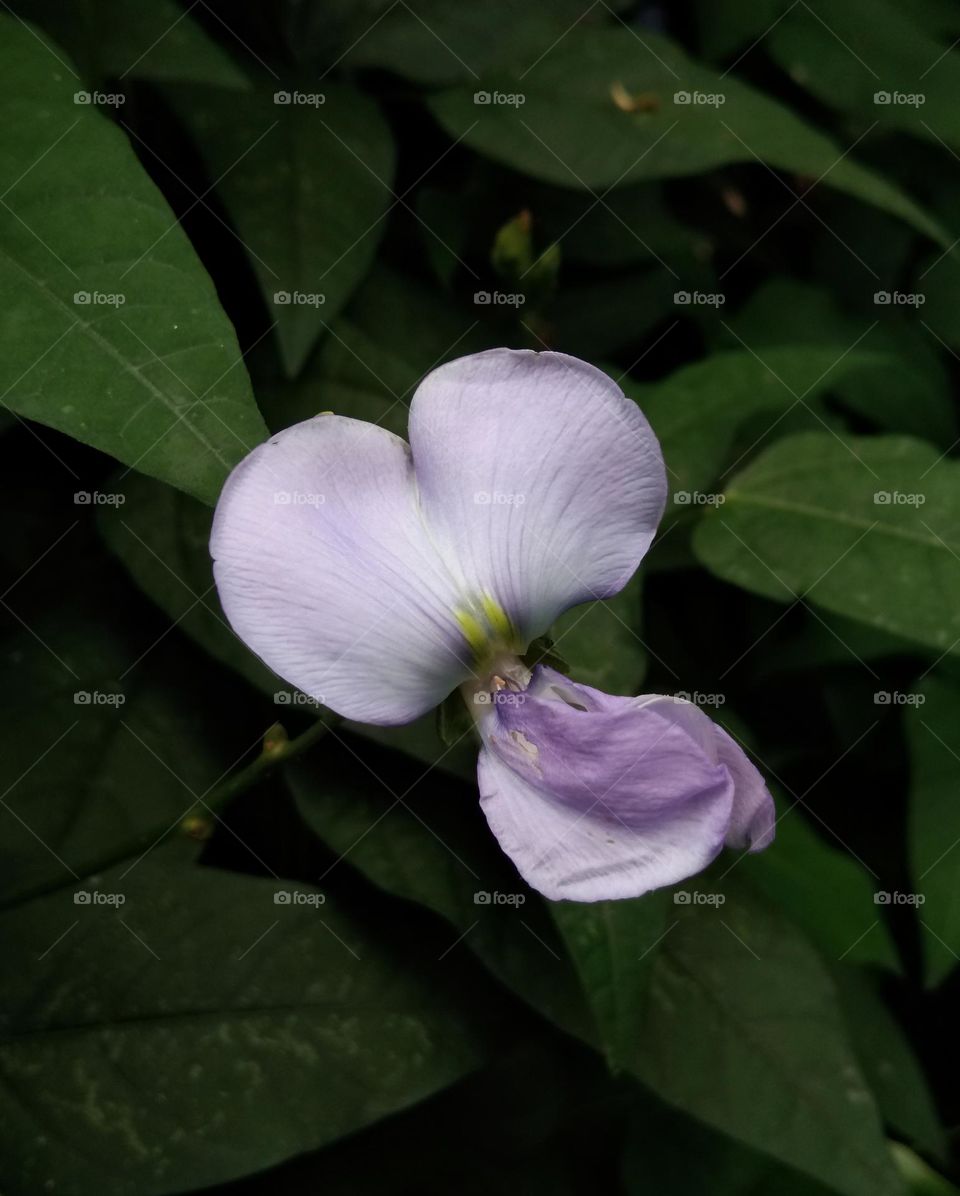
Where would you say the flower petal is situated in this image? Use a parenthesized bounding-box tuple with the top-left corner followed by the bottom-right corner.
(211, 415, 473, 724)
(409, 349, 667, 644)
(713, 724, 777, 851)
(476, 672, 735, 901)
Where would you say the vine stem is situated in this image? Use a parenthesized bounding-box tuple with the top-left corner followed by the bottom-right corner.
(1, 715, 336, 912)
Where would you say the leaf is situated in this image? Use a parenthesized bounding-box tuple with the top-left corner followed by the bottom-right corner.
(428, 27, 947, 244)
(0, 17, 267, 504)
(345, 0, 621, 85)
(9, 0, 250, 88)
(635, 881, 905, 1196)
(743, 805, 900, 971)
(260, 266, 490, 434)
(549, 893, 669, 1073)
(547, 573, 647, 695)
(833, 965, 947, 1159)
(906, 673, 960, 986)
(0, 860, 495, 1195)
(169, 83, 395, 376)
(720, 278, 957, 445)
(766, 0, 960, 154)
(286, 747, 594, 1044)
(0, 571, 241, 907)
(638, 346, 889, 502)
(98, 470, 276, 694)
(622, 1094, 839, 1196)
(692, 432, 960, 657)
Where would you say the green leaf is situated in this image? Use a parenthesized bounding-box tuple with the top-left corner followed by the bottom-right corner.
(635, 881, 904, 1196)
(719, 279, 957, 445)
(0, 860, 494, 1195)
(767, 0, 960, 154)
(743, 805, 900, 971)
(98, 470, 276, 694)
(168, 83, 395, 376)
(693, 432, 960, 657)
(639, 347, 889, 502)
(833, 965, 947, 1159)
(286, 749, 594, 1044)
(622, 1095, 839, 1196)
(428, 27, 947, 244)
(548, 573, 648, 695)
(549, 893, 669, 1073)
(906, 673, 960, 986)
(0, 17, 267, 504)
(345, 0, 621, 85)
(260, 266, 490, 433)
(10, 0, 250, 88)
(0, 574, 237, 907)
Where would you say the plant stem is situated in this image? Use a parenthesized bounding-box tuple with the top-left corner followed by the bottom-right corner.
(1, 715, 336, 912)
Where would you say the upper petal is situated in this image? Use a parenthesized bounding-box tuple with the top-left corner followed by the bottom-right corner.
(408, 349, 667, 644)
(211, 415, 472, 724)
(476, 673, 736, 901)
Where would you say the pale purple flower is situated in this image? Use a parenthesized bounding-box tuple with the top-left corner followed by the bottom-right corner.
(211, 348, 774, 901)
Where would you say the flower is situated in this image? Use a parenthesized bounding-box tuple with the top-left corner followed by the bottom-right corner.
(211, 348, 774, 901)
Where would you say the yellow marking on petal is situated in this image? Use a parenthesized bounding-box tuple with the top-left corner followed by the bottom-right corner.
(455, 608, 489, 658)
(481, 594, 515, 643)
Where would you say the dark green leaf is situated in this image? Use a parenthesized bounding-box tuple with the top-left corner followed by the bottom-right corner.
(0, 17, 267, 504)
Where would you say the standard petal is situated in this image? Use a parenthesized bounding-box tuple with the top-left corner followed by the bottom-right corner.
(211, 415, 472, 724)
(713, 724, 776, 851)
(476, 673, 735, 901)
(408, 349, 667, 644)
